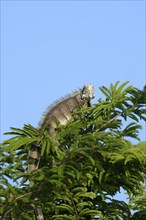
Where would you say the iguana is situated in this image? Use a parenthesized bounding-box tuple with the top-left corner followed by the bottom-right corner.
(40, 84, 95, 136)
(28, 84, 94, 171)
(28, 84, 95, 220)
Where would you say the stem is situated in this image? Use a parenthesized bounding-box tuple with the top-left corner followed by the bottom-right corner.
(68, 190, 80, 220)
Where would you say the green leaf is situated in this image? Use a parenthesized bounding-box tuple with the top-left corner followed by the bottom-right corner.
(99, 170, 105, 184)
(41, 139, 48, 156)
(117, 81, 130, 94)
(71, 187, 87, 194)
(56, 204, 74, 213)
(76, 201, 93, 209)
(10, 137, 38, 152)
(99, 86, 111, 100)
(79, 208, 101, 216)
(53, 215, 76, 220)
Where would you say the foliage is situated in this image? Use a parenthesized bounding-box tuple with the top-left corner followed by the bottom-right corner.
(0, 81, 146, 219)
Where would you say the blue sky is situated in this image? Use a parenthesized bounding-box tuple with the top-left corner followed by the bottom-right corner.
(0, 0, 145, 202)
(1, 0, 145, 143)
(1, 1, 145, 139)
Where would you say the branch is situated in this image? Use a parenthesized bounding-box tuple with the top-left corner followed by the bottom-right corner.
(96, 112, 122, 132)
(1, 191, 33, 219)
(68, 189, 80, 220)
(15, 191, 32, 201)
(1, 189, 42, 219)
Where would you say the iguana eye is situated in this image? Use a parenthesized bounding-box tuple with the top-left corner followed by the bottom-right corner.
(81, 93, 86, 99)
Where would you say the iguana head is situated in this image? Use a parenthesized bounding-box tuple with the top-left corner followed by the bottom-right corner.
(81, 84, 95, 101)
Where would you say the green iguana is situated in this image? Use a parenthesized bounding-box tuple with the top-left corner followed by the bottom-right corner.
(28, 84, 94, 171)
(28, 84, 95, 220)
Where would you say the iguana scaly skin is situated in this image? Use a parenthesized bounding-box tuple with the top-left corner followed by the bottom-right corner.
(28, 84, 94, 220)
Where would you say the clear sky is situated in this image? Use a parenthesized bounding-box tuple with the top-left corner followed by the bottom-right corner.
(1, 1, 145, 137)
(0, 0, 145, 202)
